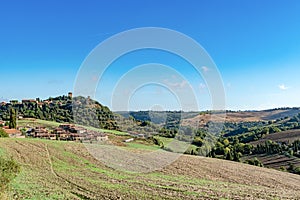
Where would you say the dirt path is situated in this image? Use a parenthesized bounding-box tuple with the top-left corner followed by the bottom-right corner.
(45, 143, 57, 177)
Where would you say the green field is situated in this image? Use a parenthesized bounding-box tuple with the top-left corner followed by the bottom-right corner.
(124, 142, 161, 151)
(154, 136, 199, 153)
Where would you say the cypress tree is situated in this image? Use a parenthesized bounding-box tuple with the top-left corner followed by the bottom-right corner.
(9, 108, 17, 129)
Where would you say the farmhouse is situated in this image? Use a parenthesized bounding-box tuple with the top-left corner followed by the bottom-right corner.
(53, 127, 68, 140)
(54, 125, 86, 141)
(4, 128, 24, 138)
(96, 134, 108, 141)
(35, 133, 56, 140)
(70, 126, 86, 134)
(59, 124, 74, 130)
(33, 127, 49, 137)
(69, 133, 84, 141)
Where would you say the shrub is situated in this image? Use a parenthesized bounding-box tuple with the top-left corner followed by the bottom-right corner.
(0, 128, 8, 138)
(279, 166, 287, 171)
(152, 137, 164, 148)
(0, 156, 21, 194)
(294, 167, 300, 175)
(245, 157, 263, 167)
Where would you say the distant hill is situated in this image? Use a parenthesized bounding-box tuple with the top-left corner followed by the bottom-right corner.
(0, 138, 299, 199)
(181, 108, 300, 128)
(0, 95, 118, 130)
(250, 129, 300, 145)
(116, 111, 199, 130)
(117, 108, 300, 129)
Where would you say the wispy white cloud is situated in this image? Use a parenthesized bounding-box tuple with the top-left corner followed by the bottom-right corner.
(201, 66, 209, 72)
(199, 83, 206, 90)
(278, 84, 289, 90)
(164, 80, 187, 89)
(163, 75, 188, 90)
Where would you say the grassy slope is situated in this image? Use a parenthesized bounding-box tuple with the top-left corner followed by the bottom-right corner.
(0, 138, 299, 199)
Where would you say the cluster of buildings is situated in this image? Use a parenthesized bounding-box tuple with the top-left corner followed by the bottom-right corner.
(26, 124, 108, 142)
(1, 121, 108, 142)
(0, 92, 73, 107)
(0, 92, 112, 142)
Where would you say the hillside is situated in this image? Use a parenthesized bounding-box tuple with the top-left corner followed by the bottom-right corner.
(243, 153, 300, 171)
(0, 95, 118, 130)
(1, 138, 300, 199)
(182, 108, 300, 127)
(243, 129, 300, 171)
(250, 129, 300, 145)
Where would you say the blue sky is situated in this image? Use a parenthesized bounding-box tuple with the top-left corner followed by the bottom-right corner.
(1, 0, 300, 111)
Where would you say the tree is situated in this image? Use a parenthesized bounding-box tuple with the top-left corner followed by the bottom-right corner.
(223, 138, 230, 147)
(9, 108, 16, 129)
(192, 137, 203, 146)
(225, 151, 233, 160)
(233, 151, 241, 162)
(245, 157, 263, 167)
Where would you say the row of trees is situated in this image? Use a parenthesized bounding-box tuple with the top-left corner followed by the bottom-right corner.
(253, 140, 300, 156)
(208, 137, 253, 162)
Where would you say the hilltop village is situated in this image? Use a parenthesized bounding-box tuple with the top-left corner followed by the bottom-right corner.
(0, 92, 109, 142)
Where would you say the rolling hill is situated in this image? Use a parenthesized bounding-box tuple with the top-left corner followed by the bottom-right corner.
(0, 95, 118, 130)
(250, 129, 300, 145)
(182, 108, 300, 128)
(244, 129, 300, 172)
(0, 138, 300, 199)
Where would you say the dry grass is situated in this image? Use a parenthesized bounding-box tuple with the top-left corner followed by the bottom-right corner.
(0, 138, 300, 199)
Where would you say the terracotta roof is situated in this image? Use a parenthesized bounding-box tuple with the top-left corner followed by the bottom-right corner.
(4, 129, 21, 134)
